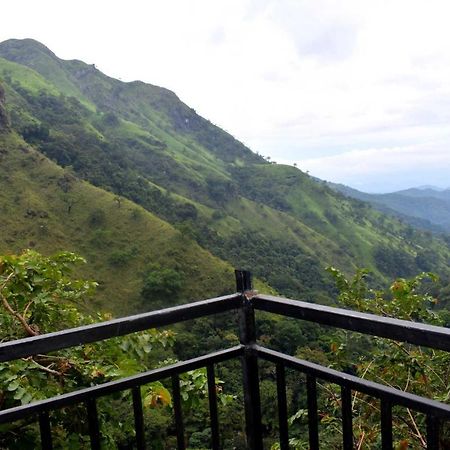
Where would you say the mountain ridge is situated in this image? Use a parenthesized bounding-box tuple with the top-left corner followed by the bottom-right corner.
(1, 38, 449, 313)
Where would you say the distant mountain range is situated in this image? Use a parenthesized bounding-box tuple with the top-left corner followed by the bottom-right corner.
(327, 182, 450, 233)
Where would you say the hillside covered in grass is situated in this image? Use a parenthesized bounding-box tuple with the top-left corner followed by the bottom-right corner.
(0, 128, 237, 315)
(1, 38, 449, 312)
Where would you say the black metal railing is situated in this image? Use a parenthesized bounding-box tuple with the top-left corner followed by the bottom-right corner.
(1, 270, 450, 449)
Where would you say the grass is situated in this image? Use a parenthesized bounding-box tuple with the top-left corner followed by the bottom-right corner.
(0, 131, 237, 316)
(0, 57, 59, 95)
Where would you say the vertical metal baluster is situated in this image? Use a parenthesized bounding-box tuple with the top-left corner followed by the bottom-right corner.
(86, 398, 101, 450)
(236, 269, 263, 450)
(427, 415, 440, 450)
(380, 399, 392, 450)
(276, 363, 289, 450)
(39, 411, 53, 450)
(307, 375, 319, 450)
(172, 374, 185, 450)
(132, 386, 146, 450)
(341, 386, 353, 450)
(207, 364, 221, 450)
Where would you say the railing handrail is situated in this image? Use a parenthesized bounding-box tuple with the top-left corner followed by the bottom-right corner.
(253, 293, 450, 351)
(0, 293, 241, 363)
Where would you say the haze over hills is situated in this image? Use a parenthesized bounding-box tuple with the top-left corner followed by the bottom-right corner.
(328, 182, 450, 234)
(1, 38, 450, 314)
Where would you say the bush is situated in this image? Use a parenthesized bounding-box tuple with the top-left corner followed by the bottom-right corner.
(108, 250, 133, 267)
(88, 208, 106, 227)
(141, 264, 184, 305)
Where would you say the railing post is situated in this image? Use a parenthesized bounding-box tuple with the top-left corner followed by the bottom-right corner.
(236, 270, 263, 449)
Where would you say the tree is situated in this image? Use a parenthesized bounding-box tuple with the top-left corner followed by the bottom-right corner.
(141, 264, 184, 306)
(283, 268, 450, 449)
(272, 268, 450, 449)
(113, 195, 122, 208)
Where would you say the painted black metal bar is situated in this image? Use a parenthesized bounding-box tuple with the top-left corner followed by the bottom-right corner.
(39, 411, 53, 450)
(236, 270, 263, 450)
(341, 386, 353, 450)
(86, 398, 101, 450)
(427, 415, 440, 450)
(380, 399, 392, 450)
(255, 345, 450, 419)
(172, 374, 185, 450)
(306, 375, 319, 450)
(132, 386, 145, 450)
(276, 363, 289, 450)
(207, 364, 220, 450)
(253, 294, 450, 352)
(0, 294, 241, 363)
(0, 345, 244, 424)
(235, 269, 253, 292)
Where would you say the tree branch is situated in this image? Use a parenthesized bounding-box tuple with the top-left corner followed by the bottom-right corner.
(0, 272, 38, 337)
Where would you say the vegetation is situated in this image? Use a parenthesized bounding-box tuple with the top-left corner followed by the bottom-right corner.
(0, 130, 235, 315)
(269, 268, 450, 449)
(0, 250, 235, 449)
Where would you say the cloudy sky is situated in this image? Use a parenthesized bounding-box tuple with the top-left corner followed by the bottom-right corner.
(1, 0, 450, 192)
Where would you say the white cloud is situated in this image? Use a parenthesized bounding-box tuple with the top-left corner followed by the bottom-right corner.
(298, 141, 450, 192)
(1, 0, 450, 191)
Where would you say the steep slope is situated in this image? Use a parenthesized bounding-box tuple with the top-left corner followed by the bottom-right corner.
(0, 129, 236, 315)
(1, 38, 449, 303)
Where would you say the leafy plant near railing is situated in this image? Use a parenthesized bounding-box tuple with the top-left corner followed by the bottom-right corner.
(276, 268, 450, 449)
(0, 250, 233, 449)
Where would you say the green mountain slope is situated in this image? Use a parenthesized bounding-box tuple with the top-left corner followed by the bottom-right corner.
(1, 38, 449, 306)
(0, 129, 236, 315)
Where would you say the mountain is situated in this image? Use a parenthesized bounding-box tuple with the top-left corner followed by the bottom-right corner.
(399, 187, 450, 202)
(416, 185, 449, 191)
(328, 182, 450, 233)
(1, 38, 450, 314)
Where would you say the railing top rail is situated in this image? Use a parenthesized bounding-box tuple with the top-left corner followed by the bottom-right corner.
(253, 294, 450, 352)
(0, 293, 241, 363)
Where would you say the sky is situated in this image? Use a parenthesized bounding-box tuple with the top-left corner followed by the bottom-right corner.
(1, 0, 450, 192)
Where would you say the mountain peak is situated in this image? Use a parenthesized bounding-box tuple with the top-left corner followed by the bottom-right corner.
(0, 38, 57, 60)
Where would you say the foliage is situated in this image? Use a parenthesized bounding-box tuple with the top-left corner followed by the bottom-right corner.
(0, 250, 233, 449)
(141, 263, 184, 306)
(373, 245, 418, 278)
(282, 268, 450, 449)
(0, 250, 97, 339)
